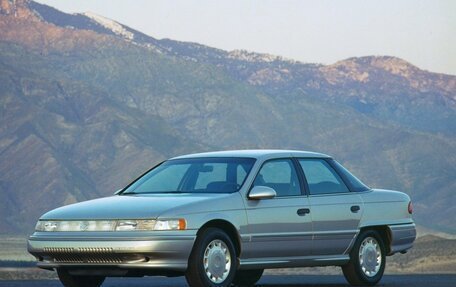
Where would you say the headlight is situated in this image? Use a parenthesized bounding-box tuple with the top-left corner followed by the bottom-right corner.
(35, 220, 117, 232)
(115, 220, 156, 231)
(154, 219, 186, 231)
(35, 219, 186, 232)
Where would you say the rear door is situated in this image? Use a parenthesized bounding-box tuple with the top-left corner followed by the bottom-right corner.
(298, 158, 363, 255)
(243, 158, 312, 260)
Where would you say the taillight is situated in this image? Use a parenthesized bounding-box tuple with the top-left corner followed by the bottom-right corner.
(408, 201, 413, 214)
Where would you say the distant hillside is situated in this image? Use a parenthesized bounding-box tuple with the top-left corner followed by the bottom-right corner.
(0, 0, 455, 234)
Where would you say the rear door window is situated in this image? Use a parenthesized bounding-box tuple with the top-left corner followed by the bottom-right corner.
(298, 159, 349, 195)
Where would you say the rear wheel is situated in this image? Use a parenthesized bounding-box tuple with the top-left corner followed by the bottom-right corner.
(185, 228, 236, 287)
(342, 230, 386, 286)
(233, 269, 264, 286)
(57, 268, 105, 287)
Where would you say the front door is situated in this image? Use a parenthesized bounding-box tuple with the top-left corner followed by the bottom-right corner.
(243, 158, 312, 260)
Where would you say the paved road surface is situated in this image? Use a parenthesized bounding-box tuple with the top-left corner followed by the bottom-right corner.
(0, 275, 454, 287)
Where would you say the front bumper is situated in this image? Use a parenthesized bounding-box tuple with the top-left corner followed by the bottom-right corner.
(27, 231, 196, 272)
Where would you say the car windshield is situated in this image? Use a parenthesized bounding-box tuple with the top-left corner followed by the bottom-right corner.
(122, 157, 256, 194)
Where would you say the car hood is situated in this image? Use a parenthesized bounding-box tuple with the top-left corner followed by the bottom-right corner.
(40, 193, 230, 220)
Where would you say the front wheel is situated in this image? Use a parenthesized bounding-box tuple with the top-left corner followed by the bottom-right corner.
(57, 268, 105, 287)
(342, 230, 386, 286)
(185, 228, 237, 287)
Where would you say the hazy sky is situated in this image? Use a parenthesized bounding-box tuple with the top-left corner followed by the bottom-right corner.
(36, 0, 455, 75)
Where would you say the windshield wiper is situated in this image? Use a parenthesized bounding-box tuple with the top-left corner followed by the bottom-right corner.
(121, 191, 184, 195)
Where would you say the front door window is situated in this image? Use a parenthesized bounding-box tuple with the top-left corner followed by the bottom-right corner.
(253, 159, 301, 197)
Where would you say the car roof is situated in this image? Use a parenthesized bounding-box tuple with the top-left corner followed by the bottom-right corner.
(171, 149, 331, 160)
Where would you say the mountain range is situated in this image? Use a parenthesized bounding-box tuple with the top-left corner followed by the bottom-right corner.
(0, 0, 455, 234)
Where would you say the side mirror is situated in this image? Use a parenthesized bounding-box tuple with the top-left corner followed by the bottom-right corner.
(249, 186, 276, 200)
(114, 189, 123, 195)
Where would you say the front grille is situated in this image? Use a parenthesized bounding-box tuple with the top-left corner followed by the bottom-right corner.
(77, 247, 114, 253)
(52, 254, 122, 264)
(43, 247, 114, 253)
(44, 247, 74, 253)
(43, 247, 122, 264)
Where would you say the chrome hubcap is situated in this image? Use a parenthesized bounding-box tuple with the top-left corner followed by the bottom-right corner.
(203, 239, 231, 283)
(359, 236, 382, 277)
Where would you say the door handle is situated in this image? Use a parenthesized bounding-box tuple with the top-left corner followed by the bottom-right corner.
(351, 205, 360, 213)
(297, 208, 310, 216)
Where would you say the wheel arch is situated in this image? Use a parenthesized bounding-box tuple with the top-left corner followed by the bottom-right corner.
(358, 225, 392, 255)
(196, 219, 242, 258)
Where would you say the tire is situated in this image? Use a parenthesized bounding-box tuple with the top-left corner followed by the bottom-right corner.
(57, 268, 105, 287)
(342, 230, 386, 286)
(185, 227, 237, 287)
(232, 269, 264, 286)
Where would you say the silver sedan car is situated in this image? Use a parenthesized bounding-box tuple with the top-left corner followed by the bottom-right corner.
(28, 150, 416, 287)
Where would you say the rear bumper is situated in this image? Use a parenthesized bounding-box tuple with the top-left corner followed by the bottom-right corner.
(27, 232, 196, 272)
(388, 223, 416, 255)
